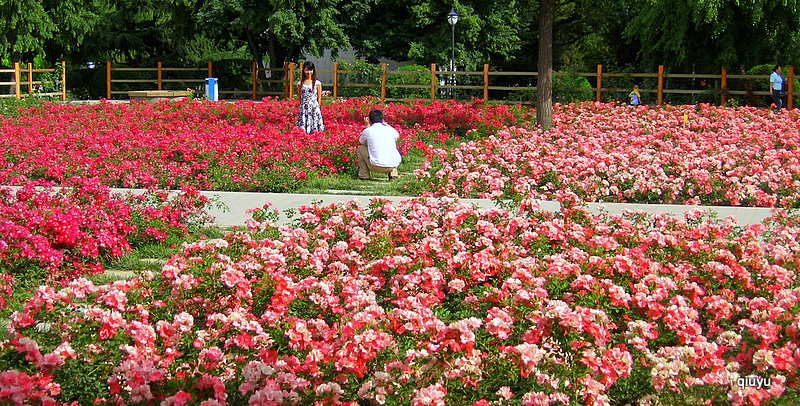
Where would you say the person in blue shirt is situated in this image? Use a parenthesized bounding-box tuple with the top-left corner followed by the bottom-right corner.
(770, 65, 784, 109)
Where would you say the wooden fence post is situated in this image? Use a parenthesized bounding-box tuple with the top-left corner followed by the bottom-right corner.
(288, 62, 296, 100)
(596, 64, 603, 102)
(208, 61, 213, 78)
(430, 63, 436, 101)
(789, 66, 794, 109)
(720, 66, 727, 106)
(283, 61, 289, 99)
(157, 61, 163, 90)
(27, 63, 33, 94)
(61, 61, 67, 101)
(657, 65, 664, 106)
(483, 64, 489, 101)
(14, 61, 21, 99)
(106, 61, 111, 99)
(252, 61, 257, 100)
(333, 63, 338, 99)
(380, 63, 387, 103)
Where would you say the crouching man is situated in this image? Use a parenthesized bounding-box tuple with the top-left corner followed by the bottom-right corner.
(357, 109, 402, 180)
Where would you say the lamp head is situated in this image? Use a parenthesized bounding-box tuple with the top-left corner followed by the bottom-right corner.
(447, 9, 459, 26)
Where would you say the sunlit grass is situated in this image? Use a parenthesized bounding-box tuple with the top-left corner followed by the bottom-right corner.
(297, 143, 440, 196)
(105, 226, 227, 271)
(86, 272, 134, 285)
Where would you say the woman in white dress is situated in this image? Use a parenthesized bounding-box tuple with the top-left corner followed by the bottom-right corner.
(297, 61, 324, 133)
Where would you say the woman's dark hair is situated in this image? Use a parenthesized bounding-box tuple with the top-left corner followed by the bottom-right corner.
(774, 64, 782, 72)
(302, 61, 317, 84)
(368, 109, 384, 124)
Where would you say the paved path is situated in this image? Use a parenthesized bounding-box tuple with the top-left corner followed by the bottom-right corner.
(2, 186, 775, 226)
(190, 191, 774, 227)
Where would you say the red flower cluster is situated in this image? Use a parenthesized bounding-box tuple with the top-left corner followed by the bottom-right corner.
(2, 197, 798, 404)
(0, 178, 214, 309)
(0, 99, 523, 192)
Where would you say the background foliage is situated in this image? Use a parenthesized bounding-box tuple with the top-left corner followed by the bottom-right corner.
(1, 0, 798, 75)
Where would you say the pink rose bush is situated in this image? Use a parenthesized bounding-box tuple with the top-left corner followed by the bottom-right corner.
(417, 103, 800, 207)
(0, 99, 525, 192)
(0, 178, 214, 310)
(2, 197, 798, 404)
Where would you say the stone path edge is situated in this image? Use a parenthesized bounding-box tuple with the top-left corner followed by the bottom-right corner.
(192, 190, 774, 227)
(0, 186, 777, 227)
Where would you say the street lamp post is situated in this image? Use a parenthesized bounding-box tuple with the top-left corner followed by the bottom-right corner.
(447, 9, 459, 99)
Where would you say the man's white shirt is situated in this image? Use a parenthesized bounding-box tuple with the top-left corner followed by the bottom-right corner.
(360, 123, 402, 167)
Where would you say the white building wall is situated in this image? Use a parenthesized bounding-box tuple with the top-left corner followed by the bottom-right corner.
(301, 49, 407, 84)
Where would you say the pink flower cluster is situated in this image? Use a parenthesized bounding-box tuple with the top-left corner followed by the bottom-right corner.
(2, 197, 798, 404)
(0, 178, 214, 309)
(417, 103, 800, 207)
(0, 99, 522, 192)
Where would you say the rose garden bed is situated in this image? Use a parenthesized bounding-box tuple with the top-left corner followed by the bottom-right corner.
(417, 103, 800, 208)
(0, 99, 526, 192)
(1, 197, 798, 404)
(0, 179, 215, 312)
(0, 99, 798, 404)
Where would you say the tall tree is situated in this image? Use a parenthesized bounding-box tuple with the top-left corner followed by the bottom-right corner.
(68, 0, 193, 63)
(347, 0, 522, 70)
(506, 0, 633, 71)
(622, 0, 800, 71)
(196, 0, 373, 71)
(0, 0, 56, 62)
(0, 0, 197, 65)
(536, 0, 554, 130)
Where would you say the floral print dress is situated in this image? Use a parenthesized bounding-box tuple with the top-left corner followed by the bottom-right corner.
(297, 80, 324, 133)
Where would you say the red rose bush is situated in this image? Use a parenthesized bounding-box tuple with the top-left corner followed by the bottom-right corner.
(1, 197, 797, 404)
(0, 178, 214, 310)
(0, 99, 524, 192)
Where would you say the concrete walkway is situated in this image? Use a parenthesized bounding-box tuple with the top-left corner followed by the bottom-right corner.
(2, 186, 775, 227)
(193, 191, 775, 227)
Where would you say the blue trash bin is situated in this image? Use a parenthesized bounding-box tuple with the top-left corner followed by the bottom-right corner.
(205, 77, 219, 101)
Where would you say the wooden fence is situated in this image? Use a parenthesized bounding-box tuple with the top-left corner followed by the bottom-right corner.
(106, 61, 211, 99)
(102, 61, 795, 108)
(0, 61, 67, 100)
(106, 61, 290, 99)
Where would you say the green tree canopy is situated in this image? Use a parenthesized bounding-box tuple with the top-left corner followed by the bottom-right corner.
(195, 0, 374, 69)
(623, 0, 800, 71)
(2, 0, 800, 75)
(348, 0, 522, 70)
(1, 0, 57, 62)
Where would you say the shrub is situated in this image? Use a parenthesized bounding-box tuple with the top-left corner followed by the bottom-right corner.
(744, 64, 800, 108)
(335, 59, 381, 98)
(0, 198, 797, 404)
(387, 65, 430, 100)
(553, 70, 594, 103)
(0, 96, 60, 117)
(0, 179, 215, 312)
(505, 70, 595, 104)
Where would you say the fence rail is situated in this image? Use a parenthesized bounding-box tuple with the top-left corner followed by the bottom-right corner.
(106, 61, 213, 97)
(269, 62, 795, 108)
(4, 59, 790, 108)
(1, 62, 66, 100)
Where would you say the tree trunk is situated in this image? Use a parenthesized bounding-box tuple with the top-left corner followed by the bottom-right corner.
(536, 0, 555, 131)
(266, 37, 300, 70)
(268, 37, 277, 69)
(245, 29, 266, 80)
